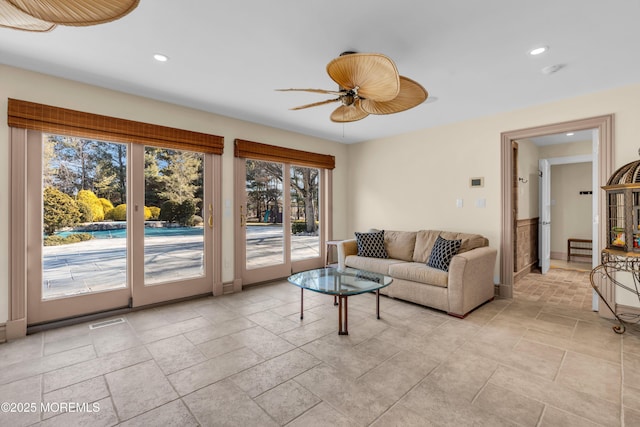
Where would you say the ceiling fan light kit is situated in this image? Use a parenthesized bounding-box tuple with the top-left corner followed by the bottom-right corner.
(0, 0, 139, 32)
(278, 52, 428, 123)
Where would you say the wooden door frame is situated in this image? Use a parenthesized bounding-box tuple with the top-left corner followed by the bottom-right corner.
(499, 115, 614, 298)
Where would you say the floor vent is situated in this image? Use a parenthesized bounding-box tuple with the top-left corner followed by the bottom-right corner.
(89, 317, 126, 330)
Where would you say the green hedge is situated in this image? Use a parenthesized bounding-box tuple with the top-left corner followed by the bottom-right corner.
(44, 232, 93, 246)
(291, 220, 319, 234)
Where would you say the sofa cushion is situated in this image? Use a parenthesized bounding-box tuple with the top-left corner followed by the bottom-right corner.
(384, 230, 417, 262)
(413, 230, 488, 263)
(355, 230, 388, 258)
(345, 255, 404, 275)
(439, 231, 488, 254)
(412, 230, 441, 263)
(426, 236, 461, 272)
(388, 262, 449, 288)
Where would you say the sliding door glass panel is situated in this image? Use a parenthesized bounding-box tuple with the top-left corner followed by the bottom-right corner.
(144, 147, 205, 285)
(290, 165, 320, 261)
(245, 159, 284, 269)
(42, 134, 128, 300)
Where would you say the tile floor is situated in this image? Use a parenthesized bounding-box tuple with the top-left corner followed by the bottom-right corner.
(1, 270, 639, 426)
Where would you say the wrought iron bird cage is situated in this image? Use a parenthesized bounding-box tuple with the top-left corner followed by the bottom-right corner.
(603, 158, 640, 253)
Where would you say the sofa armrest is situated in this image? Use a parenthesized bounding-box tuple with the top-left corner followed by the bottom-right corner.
(447, 246, 497, 317)
(337, 239, 358, 270)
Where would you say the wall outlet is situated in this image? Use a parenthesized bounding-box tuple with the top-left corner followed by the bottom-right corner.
(456, 198, 463, 208)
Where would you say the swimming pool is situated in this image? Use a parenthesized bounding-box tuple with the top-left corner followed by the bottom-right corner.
(56, 226, 204, 239)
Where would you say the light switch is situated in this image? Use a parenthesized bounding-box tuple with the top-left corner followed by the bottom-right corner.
(476, 198, 486, 208)
(456, 198, 463, 208)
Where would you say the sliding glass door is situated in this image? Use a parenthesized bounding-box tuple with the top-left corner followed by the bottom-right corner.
(236, 157, 326, 286)
(25, 132, 218, 324)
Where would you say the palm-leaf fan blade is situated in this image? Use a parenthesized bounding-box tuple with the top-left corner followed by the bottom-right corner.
(326, 53, 400, 102)
(6, 0, 139, 26)
(276, 88, 344, 96)
(361, 76, 428, 115)
(290, 98, 340, 110)
(0, 1, 56, 31)
(330, 101, 369, 123)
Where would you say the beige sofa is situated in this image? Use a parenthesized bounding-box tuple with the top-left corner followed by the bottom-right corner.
(336, 230, 497, 318)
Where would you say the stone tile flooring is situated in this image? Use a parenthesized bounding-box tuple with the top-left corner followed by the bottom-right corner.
(1, 270, 639, 426)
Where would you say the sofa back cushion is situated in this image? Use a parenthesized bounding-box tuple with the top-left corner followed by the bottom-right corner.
(384, 230, 417, 261)
(412, 230, 488, 263)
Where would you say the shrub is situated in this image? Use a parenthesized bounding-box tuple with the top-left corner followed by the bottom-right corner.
(148, 206, 161, 220)
(77, 190, 104, 221)
(190, 215, 203, 226)
(99, 198, 114, 217)
(176, 199, 197, 226)
(159, 201, 179, 223)
(43, 187, 81, 235)
(44, 232, 93, 246)
(77, 200, 93, 222)
(144, 206, 152, 220)
(105, 204, 127, 221)
(291, 220, 319, 234)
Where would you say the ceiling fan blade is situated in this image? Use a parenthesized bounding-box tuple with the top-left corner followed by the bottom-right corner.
(0, 1, 56, 31)
(290, 98, 340, 110)
(326, 53, 400, 102)
(330, 101, 369, 123)
(276, 88, 344, 96)
(361, 76, 428, 115)
(6, 0, 139, 26)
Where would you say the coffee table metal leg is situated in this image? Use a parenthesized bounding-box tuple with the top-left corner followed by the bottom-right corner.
(376, 289, 380, 319)
(338, 295, 349, 335)
(300, 288, 304, 320)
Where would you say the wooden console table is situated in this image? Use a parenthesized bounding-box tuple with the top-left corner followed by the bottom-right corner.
(590, 249, 640, 333)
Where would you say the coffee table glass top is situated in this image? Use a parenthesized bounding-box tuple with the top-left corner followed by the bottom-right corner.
(288, 267, 392, 296)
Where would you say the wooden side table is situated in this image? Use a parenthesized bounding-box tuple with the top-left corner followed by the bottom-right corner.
(325, 240, 342, 267)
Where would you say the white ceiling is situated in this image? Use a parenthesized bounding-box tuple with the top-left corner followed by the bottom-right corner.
(528, 130, 594, 146)
(1, 1, 638, 144)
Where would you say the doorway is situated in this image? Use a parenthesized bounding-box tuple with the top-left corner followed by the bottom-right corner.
(233, 139, 334, 288)
(499, 115, 614, 299)
(514, 130, 595, 276)
(19, 131, 221, 325)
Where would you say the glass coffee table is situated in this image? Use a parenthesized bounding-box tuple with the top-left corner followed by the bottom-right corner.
(288, 267, 393, 335)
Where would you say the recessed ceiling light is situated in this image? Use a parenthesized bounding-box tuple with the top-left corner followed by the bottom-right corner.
(566, 132, 574, 136)
(541, 64, 565, 75)
(153, 53, 169, 62)
(529, 46, 548, 56)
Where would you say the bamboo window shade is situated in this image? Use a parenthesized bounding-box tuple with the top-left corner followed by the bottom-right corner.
(7, 98, 224, 154)
(234, 139, 335, 170)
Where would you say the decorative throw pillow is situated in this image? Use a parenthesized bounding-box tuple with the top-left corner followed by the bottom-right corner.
(355, 230, 388, 259)
(427, 235, 462, 272)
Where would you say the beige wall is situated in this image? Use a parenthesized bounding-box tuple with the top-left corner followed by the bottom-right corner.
(0, 64, 349, 324)
(516, 139, 539, 220)
(347, 83, 640, 283)
(550, 162, 592, 255)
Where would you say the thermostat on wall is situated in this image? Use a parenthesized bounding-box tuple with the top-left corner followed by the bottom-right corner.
(470, 177, 484, 188)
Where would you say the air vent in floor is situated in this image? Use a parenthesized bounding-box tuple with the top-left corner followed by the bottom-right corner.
(89, 317, 126, 330)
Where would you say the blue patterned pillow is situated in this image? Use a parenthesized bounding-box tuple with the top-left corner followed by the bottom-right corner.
(355, 230, 388, 258)
(427, 235, 461, 271)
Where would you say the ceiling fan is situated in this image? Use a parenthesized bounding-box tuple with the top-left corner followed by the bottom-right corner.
(0, 0, 139, 32)
(278, 52, 428, 123)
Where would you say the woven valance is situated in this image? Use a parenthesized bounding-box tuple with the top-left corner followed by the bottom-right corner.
(8, 98, 224, 155)
(234, 139, 335, 170)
